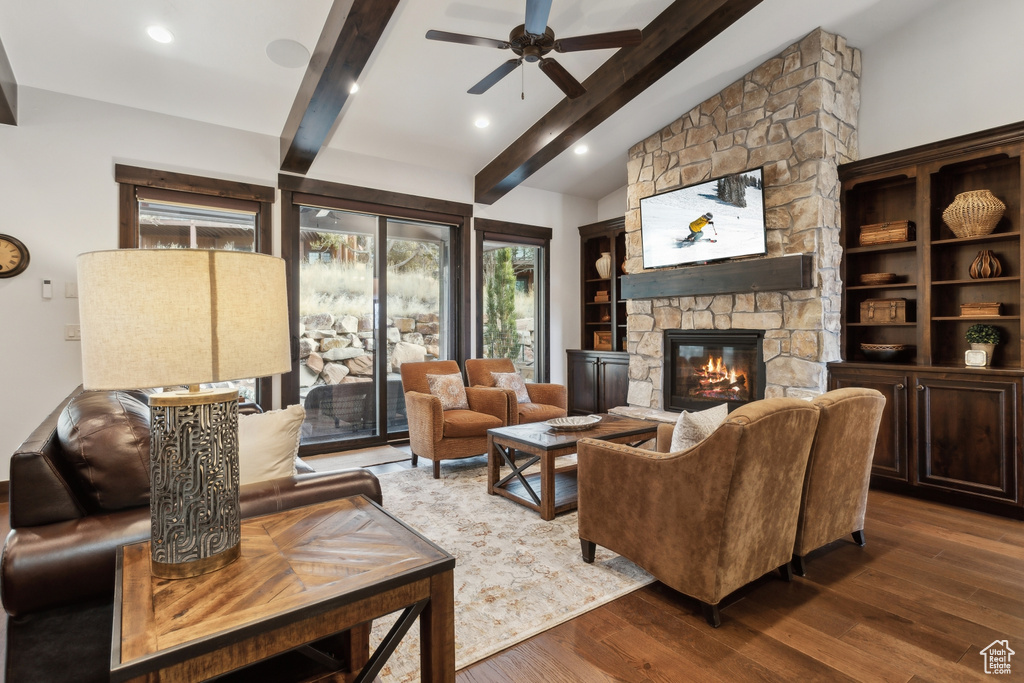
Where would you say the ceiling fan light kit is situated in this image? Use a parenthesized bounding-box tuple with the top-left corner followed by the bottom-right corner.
(426, 0, 641, 99)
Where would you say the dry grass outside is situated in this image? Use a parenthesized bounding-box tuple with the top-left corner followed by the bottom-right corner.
(300, 262, 441, 320)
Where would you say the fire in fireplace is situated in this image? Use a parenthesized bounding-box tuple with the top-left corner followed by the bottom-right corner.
(663, 330, 765, 412)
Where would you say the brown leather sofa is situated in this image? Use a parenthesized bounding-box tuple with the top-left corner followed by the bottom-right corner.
(1, 386, 383, 618)
(577, 398, 820, 627)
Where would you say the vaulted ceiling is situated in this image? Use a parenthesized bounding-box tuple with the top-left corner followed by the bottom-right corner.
(0, 0, 943, 203)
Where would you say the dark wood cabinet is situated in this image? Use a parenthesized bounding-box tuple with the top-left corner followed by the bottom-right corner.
(829, 364, 1022, 516)
(915, 373, 1019, 503)
(833, 121, 1024, 518)
(567, 350, 629, 415)
(829, 366, 909, 482)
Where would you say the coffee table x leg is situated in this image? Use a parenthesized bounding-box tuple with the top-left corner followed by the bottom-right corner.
(489, 441, 541, 506)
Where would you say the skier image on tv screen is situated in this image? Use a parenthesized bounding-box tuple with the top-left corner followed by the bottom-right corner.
(681, 212, 715, 243)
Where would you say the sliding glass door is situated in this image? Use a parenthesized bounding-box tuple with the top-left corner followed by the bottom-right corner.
(295, 205, 454, 450)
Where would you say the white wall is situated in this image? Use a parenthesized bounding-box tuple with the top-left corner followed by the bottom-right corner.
(0, 87, 593, 479)
(857, 0, 1024, 159)
(597, 186, 628, 222)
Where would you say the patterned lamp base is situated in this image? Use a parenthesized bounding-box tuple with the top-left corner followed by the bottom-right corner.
(149, 387, 241, 579)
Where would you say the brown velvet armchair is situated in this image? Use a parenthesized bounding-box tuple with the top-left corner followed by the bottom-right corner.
(791, 387, 885, 575)
(577, 398, 820, 627)
(399, 360, 509, 479)
(465, 358, 567, 425)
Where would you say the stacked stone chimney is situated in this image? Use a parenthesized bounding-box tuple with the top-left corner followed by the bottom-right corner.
(622, 28, 861, 408)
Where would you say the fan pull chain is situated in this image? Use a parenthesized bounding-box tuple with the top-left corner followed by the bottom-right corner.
(521, 63, 525, 100)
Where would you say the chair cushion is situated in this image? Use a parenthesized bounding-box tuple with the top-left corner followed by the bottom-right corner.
(57, 390, 151, 511)
(427, 373, 469, 410)
(518, 402, 567, 424)
(238, 404, 303, 485)
(492, 372, 530, 403)
(443, 409, 503, 438)
(670, 403, 728, 452)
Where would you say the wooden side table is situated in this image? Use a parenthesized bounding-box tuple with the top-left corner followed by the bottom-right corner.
(111, 496, 455, 683)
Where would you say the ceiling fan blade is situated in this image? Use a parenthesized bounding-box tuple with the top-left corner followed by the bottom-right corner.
(469, 58, 523, 95)
(539, 57, 586, 99)
(426, 29, 509, 50)
(524, 0, 553, 35)
(555, 29, 643, 53)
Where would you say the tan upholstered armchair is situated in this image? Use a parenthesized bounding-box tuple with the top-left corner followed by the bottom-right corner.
(577, 398, 820, 627)
(792, 387, 885, 575)
(399, 360, 509, 479)
(465, 358, 567, 425)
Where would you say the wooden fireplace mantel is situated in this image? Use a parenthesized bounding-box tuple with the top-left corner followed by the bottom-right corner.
(619, 254, 813, 299)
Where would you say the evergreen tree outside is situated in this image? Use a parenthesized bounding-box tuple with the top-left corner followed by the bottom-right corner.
(716, 174, 748, 208)
(484, 247, 520, 360)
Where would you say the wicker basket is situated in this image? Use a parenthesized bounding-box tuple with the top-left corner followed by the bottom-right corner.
(942, 190, 1005, 238)
(860, 272, 898, 285)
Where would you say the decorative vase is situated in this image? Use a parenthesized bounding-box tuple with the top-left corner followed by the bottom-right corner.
(970, 342, 996, 366)
(595, 252, 612, 279)
(969, 250, 1002, 279)
(942, 189, 1005, 238)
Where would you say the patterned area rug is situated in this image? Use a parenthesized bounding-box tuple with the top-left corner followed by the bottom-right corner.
(371, 456, 653, 682)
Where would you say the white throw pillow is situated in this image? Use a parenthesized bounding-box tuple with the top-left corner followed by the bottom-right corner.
(670, 403, 728, 452)
(238, 404, 304, 485)
(491, 371, 530, 403)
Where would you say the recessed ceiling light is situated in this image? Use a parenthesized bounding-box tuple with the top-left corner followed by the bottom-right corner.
(349, 83, 359, 94)
(474, 117, 490, 129)
(266, 39, 310, 69)
(574, 144, 589, 155)
(146, 25, 174, 44)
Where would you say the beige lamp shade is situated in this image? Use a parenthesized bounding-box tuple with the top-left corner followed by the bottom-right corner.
(77, 249, 291, 390)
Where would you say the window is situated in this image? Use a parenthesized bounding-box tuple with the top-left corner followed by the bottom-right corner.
(475, 218, 552, 381)
(115, 165, 275, 405)
(280, 176, 472, 455)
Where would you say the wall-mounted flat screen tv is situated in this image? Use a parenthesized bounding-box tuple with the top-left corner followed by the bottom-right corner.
(640, 167, 767, 269)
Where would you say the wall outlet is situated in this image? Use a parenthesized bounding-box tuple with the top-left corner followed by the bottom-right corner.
(65, 282, 78, 298)
(65, 324, 81, 341)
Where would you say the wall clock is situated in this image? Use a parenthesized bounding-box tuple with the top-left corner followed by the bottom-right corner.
(0, 234, 30, 278)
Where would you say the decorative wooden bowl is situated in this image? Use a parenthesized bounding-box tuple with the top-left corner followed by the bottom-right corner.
(860, 343, 912, 362)
(859, 272, 898, 285)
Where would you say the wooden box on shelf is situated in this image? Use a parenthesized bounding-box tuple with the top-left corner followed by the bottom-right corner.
(859, 220, 915, 246)
(593, 331, 613, 351)
(860, 298, 912, 323)
(960, 302, 1002, 317)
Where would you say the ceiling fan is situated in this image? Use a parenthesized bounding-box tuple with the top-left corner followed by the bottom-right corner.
(426, 0, 642, 99)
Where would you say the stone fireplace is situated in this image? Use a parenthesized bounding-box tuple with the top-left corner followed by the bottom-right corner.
(622, 28, 860, 411)
(664, 330, 765, 412)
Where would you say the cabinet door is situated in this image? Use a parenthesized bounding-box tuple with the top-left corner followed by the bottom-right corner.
(597, 354, 630, 413)
(915, 374, 1019, 502)
(567, 352, 599, 415)
(829, 367, 910, 481)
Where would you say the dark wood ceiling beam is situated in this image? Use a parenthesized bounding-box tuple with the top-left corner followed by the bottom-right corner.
(0, 33, 17, 126)
(474, 0, 763, 205)
(280, 0, 400, 175)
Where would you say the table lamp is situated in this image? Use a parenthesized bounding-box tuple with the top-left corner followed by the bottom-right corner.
(77, 249, 291, 579)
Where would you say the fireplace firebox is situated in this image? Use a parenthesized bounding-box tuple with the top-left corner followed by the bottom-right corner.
(663, 330, 765, 412)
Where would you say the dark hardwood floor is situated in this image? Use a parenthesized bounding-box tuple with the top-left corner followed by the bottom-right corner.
(2, 468, 1021, 681)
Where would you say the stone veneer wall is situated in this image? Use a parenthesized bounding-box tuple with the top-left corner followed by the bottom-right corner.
(624, 29, 861, 408)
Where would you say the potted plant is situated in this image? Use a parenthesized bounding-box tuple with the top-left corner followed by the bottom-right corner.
(965, 324, 1000, 366)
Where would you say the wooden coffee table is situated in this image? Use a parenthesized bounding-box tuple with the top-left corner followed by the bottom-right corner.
(487, 414, 659, 520)
(111, 496, 456, 683)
